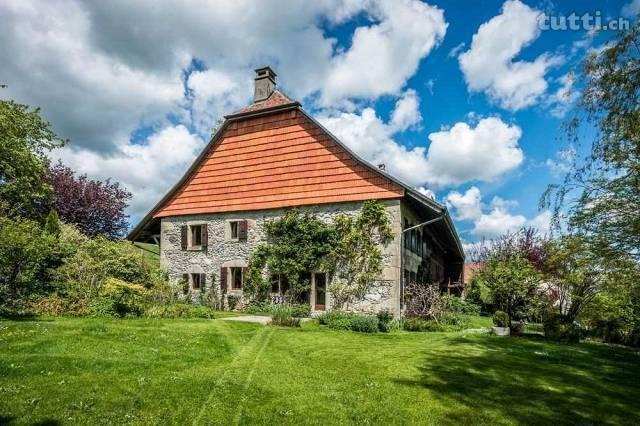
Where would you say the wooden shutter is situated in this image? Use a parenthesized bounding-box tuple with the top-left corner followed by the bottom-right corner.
(201, 224, 208, 249)
(220, 267, 227, 292)
(238, 220, 248, 241)
(182, 273, 189, 294)
(200, 273, 206, 290)
(181, 226, 188, 250)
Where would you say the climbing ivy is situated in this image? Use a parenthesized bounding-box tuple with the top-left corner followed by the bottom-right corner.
(244, 201, 393, 309)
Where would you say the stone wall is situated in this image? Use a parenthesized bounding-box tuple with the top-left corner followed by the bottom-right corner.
(159, 200, 402, 316)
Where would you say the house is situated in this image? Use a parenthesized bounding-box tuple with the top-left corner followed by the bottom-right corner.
(128, 67, 464, 316)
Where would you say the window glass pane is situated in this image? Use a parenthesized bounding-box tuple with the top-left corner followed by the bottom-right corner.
(315, 273, 326, 305)
(191, 273, 201, 289)
(230, 222, 238, 239)
(231, 267, 243, 289)
(270, 274, 280, 293)
(191, 225, 202, 246)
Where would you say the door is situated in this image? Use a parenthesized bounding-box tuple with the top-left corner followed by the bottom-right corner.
(314, 273, 326, 311)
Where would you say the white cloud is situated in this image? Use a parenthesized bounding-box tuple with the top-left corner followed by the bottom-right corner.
(446, 187, 482, 221)
(425, 118, 524, 185)
(459, 0, 560, 111)
(389, 89, 421, 132)
(545, 146, 576, 177)
(448, 42, 466, 58)
(53, 125, 204, 217)
(622, 0, 640, 17)
(0, 0, 450, 218)
(446, 187, 551, 238)
(321, 102, 524, 188)
(321, 0, 447, 105)
(416, 186, 436, 200)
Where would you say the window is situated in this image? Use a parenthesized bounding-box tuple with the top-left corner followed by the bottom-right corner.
(230, 221, 239, 239)
(190, 224, 202, 247)
(417, 231, 422, 257)
(230, 267, 243, 290)
(404, 219, 410, 249)
(191, 273, 202, 290)
(422, 239, 428, 260)
(411, 229, 417, 253)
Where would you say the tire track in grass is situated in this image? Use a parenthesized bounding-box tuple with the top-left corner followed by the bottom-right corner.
(193, 326, 273, 426)
(232, 327, 274, 425)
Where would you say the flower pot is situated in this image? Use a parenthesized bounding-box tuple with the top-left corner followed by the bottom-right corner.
(492, 326, 510, 336)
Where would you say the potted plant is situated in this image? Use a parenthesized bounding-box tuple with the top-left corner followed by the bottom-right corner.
(493, 310, 510, 336)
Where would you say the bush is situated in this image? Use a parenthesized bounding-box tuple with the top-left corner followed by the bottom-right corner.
(444, 296, 481, 316)
(377, 309, 394, 332)
(269, 304, 301, 327)
(317, 311, 380, 333)
(349, 315, 379, 333)
(493, 310, 509, 327)
(143, 303, 215, 319)
(227, 295, 240, 311)
(401, 317, 446, 332)
(91, 278, 147, 317)
(245, 302, 311, 318)
(543, 311, 583, 343)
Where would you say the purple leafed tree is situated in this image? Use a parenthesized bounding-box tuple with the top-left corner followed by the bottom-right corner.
(47, 163, 132, 238)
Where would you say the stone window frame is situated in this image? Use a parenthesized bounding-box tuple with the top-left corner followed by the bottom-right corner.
(222, 260, 247, 294)
(186, 220, 207, 250)
(225, 219, 243, 241)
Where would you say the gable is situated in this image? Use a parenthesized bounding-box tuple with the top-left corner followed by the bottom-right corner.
(154, 109, 404, 218)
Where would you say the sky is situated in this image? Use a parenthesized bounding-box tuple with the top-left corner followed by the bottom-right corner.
(1, 0, 637, 251)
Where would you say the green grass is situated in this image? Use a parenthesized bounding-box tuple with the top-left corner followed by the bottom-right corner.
(1, 318, 639, 425)
(132, 242, 160, 268)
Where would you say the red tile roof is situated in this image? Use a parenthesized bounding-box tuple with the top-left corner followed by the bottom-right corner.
(227, 90, 298, 116)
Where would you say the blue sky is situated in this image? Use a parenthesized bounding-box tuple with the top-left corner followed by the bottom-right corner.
(0, 0, 636, 249)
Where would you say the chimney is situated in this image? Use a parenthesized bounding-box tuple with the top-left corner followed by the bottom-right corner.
(254, 66, 276, 102)
(378, 163, 386, 171)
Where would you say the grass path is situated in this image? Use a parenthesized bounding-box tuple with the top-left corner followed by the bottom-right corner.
(193, 326, 274, 426)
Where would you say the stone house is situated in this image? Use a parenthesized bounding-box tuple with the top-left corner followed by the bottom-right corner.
(128, 67, 464, 316)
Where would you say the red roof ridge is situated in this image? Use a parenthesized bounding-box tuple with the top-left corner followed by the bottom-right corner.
(227, 89, 298, 117)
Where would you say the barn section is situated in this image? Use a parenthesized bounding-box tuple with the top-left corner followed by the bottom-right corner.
(128, 67, 464, 314)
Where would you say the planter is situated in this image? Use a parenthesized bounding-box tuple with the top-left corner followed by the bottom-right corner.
(492, 326, 510, 336)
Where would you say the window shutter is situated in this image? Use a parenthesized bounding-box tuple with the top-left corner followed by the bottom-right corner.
(181, 226, 188, 250)
(201, 224, 208, 249)
(238, 220, 248, 241)
(200, 273, 206, 289)
(220, 267, 227, 292)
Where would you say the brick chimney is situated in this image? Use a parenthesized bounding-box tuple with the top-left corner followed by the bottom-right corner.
(254, 66, 276, 102)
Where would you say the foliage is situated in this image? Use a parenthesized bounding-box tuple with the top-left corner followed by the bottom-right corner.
(245, 201, 393, 310)
(376, 309, 394, 332)
(245, 302, 311, 318)
(0, 98, 65, 219)
(493, 311, 509, 328)
(325, 200, 394, 310)
(269, 304, 302, 327)
(542, 22, 640, 260)
(0, 216, 58, 307)
(473, 256, 541, 323)
(443, 295, 480, 316)
(404, 282, 449, 321)
(543, 311, 584, 343)
(46, 163, 131, 238)
(227, 295, 240, 311)
(245, 209, 334, 303)
(143, 303, 216, 319)
(317, 311, 381, 333)
(91, 278, 148, 317)
(467, 228, 549, 270)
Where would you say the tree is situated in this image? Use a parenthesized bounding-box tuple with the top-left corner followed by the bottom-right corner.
(0, 98, 65, 219)
(542, 22, 640, 260)
(46, 163, 132, 238)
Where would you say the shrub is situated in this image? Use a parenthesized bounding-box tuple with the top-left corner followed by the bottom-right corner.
(543, 310, 583, 343)
(493, 310, 509, 327)
(349, 315, 379, 333)
(143, 303, 215, 319)
(377, 309, 394, 332)
(401, 317, 446, 332)
(510, 320, 525, 335)
(245, 302, 311, 318)
(290, 303, 311, 318)
(444, 296, 481, 316)
(92, 278, 147, 317)
(227, 295, 240, 311)
(269, 304, 301, 327)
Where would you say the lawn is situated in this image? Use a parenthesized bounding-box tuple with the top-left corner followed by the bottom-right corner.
(1, 318, 639, 425)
